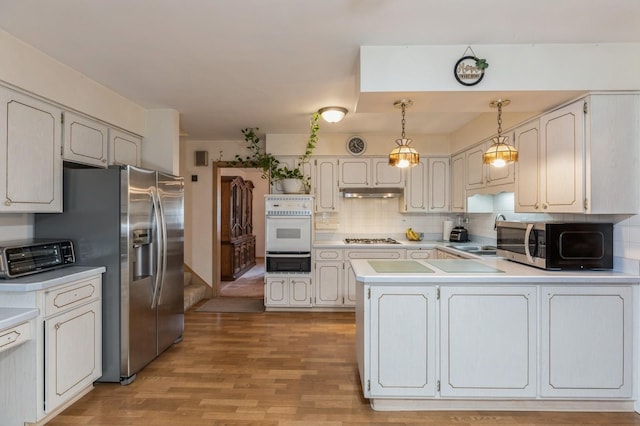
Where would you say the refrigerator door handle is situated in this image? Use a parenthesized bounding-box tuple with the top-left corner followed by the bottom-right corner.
(156, 189, 168, 306)
(151, 189, 163, 309)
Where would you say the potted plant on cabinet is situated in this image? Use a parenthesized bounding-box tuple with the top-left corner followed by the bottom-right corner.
(233, 112, 319, 193)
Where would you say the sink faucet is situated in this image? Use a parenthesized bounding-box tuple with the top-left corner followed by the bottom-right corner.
(494, 213, 506, 230)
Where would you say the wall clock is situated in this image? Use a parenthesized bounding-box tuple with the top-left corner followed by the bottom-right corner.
(346, 136, 366, 156)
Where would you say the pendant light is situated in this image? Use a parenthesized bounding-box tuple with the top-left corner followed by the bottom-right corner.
(388, 99, 419, 168)
(318, 106, 348, 123)
(483, 98, 518, 168)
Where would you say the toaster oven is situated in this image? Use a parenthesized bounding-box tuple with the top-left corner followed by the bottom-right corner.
(0, 239, 76, 278)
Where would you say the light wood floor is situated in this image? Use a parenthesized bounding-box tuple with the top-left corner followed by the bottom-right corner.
(220, 259, 264, 298)
(48, 306, 640, 425)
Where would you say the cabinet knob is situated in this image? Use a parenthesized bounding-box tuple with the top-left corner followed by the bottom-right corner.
(4, 200, 10, 206)
(542, 204, 548, 210)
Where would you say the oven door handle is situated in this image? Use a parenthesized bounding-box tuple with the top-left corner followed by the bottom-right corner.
(266, 253, 311, 258)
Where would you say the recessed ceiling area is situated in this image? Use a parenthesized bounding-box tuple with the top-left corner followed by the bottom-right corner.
(0, 1, 638, 140)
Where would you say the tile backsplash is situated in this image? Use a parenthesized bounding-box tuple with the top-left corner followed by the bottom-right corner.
(314, 192, 640, 262)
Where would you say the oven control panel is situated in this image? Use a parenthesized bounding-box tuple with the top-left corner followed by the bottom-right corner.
(265, 195, 313, 215)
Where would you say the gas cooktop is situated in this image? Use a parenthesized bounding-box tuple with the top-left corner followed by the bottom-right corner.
(344, 238, 400, 245)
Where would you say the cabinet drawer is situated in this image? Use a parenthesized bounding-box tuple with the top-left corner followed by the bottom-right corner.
(407, 249, 434, 259)
(0, 321, 31, 354)
(315, 249, 343, 260)
(346, 250, 405, 259)
(43, 276, 101, 317)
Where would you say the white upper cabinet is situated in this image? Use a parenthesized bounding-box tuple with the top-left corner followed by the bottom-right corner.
(514, 120, 541, 212)
(340, 157, 370, 186)
(404, 157, 450, 212)
(339, 157, 403, 188)
(465, 144, 486, 191)
(450, 152, 466, 212)
(62, 111, 108, 168)
(517, 94, 639, 214)
(466, 141, 515, 193)
(371, 157, 403, 187)
(314, 157, 339, 212)
(109, 128, 141, 167)
(0, 88, 62, 213)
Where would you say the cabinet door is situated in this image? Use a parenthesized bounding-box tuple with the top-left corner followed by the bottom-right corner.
(339, 158, 370, 186)
(450, 153, 465, 212)
(109, 128, 141, 167)
(314, 261, 343, 306)
(343, 262, 357, 306)
(404, 158, 427, 212)
(62, 111, 108, 168)
(485, 141, 515, 187)
(0, 90, 62, 212)
(540, 101, 584, 213)
(265, 277, 288, 306)
(428, 157, 449, 212)
(372, 157, 403, 187)
(45, 299, 102, 413)
(465, 144, 486, 190)
(514, 120, 541, 212)
(289, 277, 312, 306)
(440, 286, 537, 397)
(540, 286, 632, 398)
(314, 158, 338, 212)
(369, 286, 437, 397)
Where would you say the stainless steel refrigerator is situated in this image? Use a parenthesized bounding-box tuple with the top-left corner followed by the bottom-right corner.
(35, 165, 184, 384)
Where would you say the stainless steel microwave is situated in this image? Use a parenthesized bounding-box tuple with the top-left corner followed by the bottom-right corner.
(496, 221, 613, 270)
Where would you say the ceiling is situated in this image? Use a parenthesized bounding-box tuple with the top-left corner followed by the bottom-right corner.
(1, 0, 639, 141)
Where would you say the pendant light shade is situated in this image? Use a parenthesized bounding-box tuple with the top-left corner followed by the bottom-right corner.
(388, 100, 419, 168)
(483, 99, 518, 167)
(318, 106, 348, 123)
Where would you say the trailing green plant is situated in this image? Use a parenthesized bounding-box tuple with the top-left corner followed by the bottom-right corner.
(232, 112, 320, 193)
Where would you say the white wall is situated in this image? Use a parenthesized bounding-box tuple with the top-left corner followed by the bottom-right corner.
(180, 139, 270, 286)
(0, 29, 146, 135)
(144, 109, 180, 175)
(360, 44, 640, 93)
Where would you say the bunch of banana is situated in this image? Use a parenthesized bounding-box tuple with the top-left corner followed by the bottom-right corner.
(405, 228, 421, 241)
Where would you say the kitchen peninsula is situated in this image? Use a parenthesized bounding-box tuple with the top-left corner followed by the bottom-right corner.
(352, 257, 639, 412)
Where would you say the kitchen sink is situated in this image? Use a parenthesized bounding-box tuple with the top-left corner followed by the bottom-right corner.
(447, 245, 497, 256)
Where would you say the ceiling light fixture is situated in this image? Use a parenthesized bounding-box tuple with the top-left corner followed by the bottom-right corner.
(483, 98, 518, 168)
(388, 99, 419, 168)
(318, 106, 348, 123)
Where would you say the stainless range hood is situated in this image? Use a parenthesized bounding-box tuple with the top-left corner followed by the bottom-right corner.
(341, 187, 403, 199)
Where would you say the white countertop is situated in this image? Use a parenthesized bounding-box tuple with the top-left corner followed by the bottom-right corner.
(351, 258, 640, 284)
(0, 308, 38, 332)
(314, 239, 442, 249)
(0, 266, 106, 292)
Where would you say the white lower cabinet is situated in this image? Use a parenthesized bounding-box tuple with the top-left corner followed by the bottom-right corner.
(440, 286, 537, 397)
(314, 248, 406, 308)
(0, 270, 103, 425)
(357, 281, 635, 407)
(265, 275, 312, 307)
(365, 286, 437, 397)
(314, 261, 346, 306)
(540, 285, 633, 398)
(44, 298, 101, 411)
